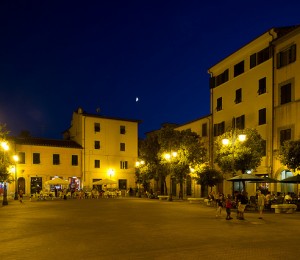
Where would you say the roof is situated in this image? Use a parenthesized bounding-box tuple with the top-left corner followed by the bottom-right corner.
(75, 107, 142, 124)
(208, 25, 300, 71)
(8, 137, 82, 149)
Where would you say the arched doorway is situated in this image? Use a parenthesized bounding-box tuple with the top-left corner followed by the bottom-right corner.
(18, 177, 25, 194)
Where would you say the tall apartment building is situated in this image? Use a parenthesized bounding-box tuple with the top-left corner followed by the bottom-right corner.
(64, 107, 140, 191)
(208, 25, 300, 195)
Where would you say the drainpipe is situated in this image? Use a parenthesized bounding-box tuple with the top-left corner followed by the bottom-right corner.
(268, 29, 275, 180)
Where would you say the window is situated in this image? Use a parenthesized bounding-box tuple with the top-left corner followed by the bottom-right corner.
(213, 121, 225, 136)
(94, 140, 100, 149)
(202, 123, 207, 137)
(235, 88, 242, 104)
(250, 47, 271, 69)
(216, 97, 222, 111)
(257, 47, 271, 65)
(215, 69, 229, 87)
(235, 115, 245, 130)
(280, 83, 292, 104)
(120, 161, 128, 169)
(258, 77, 266, 95)
(53, 154, 60, 165)
(72, 155, 78, 166)
(234, 61, 244, 77)
(94, 123, 100, 132)
(258, 108, 266, 125)
(277, 44, 296, 68)
(33, 153, 40, 164)
(250, 53, 257, 69)
(120, 125, 126, 134)
(280, 129, 291, 145)
(18, 152, 25, 164)
(94, 160, 100, 168)
(120, 143, 125, 151)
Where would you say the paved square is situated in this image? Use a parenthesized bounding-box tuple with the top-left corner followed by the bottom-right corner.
(1, 198, 299, 259)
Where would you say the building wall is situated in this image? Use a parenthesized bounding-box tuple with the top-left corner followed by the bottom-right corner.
(7, 141, 82, 196)
(209, 26, 300, 196)
(68, 108, 139, 190)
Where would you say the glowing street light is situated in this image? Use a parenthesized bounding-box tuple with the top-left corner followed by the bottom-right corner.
(163, 151, 178, 200)
(1, 141, 9, 206)
(222, 133, 246, 195)
(13, 155, 19, 200)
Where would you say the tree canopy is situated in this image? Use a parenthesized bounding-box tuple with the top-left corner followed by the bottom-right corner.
(278, 139, 300, 172)
(214, 128, 265, 174)
(136, 126, 207, 197)
(0, 124, 12, 183)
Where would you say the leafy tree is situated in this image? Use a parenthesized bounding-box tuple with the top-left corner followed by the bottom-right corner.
(278, 140, 300, 172)
(0, 124, 12, 205)
(214, 128, 265, 191)
(214, 128, 265, 174)
(196, 164, 223, 192)
(160, 129, 207, 199)
(137, 126, 207, 198)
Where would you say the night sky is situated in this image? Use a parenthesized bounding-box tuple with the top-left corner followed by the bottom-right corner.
(1, 1, 300, 139)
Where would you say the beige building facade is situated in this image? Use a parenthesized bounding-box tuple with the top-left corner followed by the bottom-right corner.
(64, 107, 140, 191)
(5, 137, 82, 197)
(208, 25, 300, 196)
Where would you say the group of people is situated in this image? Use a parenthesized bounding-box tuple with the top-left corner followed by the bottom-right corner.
(210, 190, 267, 220)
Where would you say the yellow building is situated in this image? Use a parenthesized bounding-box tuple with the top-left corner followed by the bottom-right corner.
(6, 137, 82, 197)
(208, 25, 300, 195)
(64, 107, 140, 191)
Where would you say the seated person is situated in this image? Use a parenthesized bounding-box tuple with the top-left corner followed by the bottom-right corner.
(284, 192, 292, 203)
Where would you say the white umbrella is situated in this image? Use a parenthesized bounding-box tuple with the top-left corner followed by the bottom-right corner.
(93, 178, 117, 185)
(45, 178, 69, 186)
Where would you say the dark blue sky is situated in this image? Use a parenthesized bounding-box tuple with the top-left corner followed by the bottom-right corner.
(1, 1, 300, 139)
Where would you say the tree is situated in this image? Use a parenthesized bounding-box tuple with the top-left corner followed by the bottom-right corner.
(278, 140, 300, 172)
(161, 129, 207, 199)
(214, 128, 265, 174)
(137, 126, 207, 198)
(0, 124, 12, 205)
(196, 164, 223, 192)
(214, 128, 265, 191)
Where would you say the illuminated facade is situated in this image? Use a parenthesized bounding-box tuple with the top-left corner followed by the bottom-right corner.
(208, 25, 300, 195)
(5, 138, 82, 197)
(64, 107, 140, 191)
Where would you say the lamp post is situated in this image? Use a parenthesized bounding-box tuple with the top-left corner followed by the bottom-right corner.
(13, 155, 19, 200)
(222, 133, 246, 196)
(164, 151, 177, 201)
(1, 141, 9, 206)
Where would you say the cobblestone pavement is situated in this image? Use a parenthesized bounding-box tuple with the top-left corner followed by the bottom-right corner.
(1, 197, 300, 260)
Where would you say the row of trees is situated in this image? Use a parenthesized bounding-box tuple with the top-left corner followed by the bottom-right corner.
(135, 125, 300, 198)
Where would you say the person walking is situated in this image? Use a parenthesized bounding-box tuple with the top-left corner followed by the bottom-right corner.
(225, 194, 233, 220)
(19, 189, 24, 203)
(257, 190, 265, 219)
(216, 194, 224, 217)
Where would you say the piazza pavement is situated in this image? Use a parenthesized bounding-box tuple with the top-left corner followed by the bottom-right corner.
(1, 196, 300, 260)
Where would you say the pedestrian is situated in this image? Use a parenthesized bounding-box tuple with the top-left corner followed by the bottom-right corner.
(238, 191, 248, 220)
(225, 194, 233, 220)
(19, 189, 24, 203)
(216, 193, 224, 217)
(257, 190, 265, 219)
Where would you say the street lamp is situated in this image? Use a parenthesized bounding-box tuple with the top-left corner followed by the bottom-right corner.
(108, 168, 115, 179)
(164, 151, 177, 200)
(1, 141, 9, 206)
(13, 155, 19, 200)
(222, 133, 246, 195)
